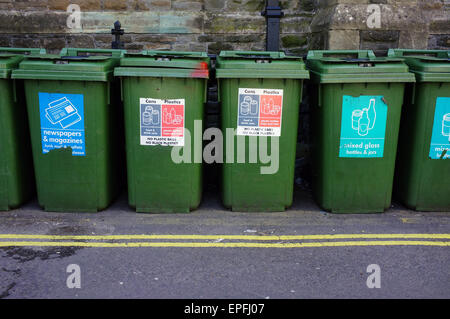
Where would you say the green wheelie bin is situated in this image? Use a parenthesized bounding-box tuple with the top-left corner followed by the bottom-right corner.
(114, 51, 209, 213)
(0, 47, 44, 210)
(11, 48, 125, 212)
(306, 50, 415, 213)
(389, 49, 450, 211)
(216, 51, 309, 212)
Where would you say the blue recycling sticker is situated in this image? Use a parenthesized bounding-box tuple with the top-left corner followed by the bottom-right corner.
(39, 92, 85, 156)
(339, 95, 388, 158)
(429, 97, 450, 159)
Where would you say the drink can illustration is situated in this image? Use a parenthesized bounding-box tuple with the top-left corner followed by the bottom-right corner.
(143, 111, 152, 125)
(250, 100, 258, 115)
(240, 101, 250, 115)
(352, 110, 363, 130)
(152, 110, 159, 125)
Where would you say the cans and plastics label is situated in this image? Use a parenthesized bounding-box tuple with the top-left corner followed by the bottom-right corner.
(140, 98, 185, 147)
(429, 97, 450, 159)
(39, 92, 85, 156)
(339, 95, 388, 158)
(237, 88, 283, 137)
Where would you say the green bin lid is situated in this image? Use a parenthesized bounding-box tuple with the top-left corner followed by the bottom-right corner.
(215, 51, 309, 79)
(388, 49, 450, 82)
(12, 54, 119, 82)
(60, 48, 125, 58)
(114, 50, 210, 79)
(0, 47, 46, 79)
(306, 50, 415, 83)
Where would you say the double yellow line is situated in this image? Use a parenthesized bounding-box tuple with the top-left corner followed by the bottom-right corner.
(0, 233, 449, 248)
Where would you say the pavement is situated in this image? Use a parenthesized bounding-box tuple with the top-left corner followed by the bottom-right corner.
(0, 188, 449, 299)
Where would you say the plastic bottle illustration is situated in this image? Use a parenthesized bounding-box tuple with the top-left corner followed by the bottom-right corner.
(443, 113, 450, 142)
(262, 98, 270, 114)
(260, 97, 281, 116)
(358, 110, 370, 136)
(273, 104, 281, 115)
(261, 98, 267, 114)
(269, 99, 275, 114)
(171, 108, 176, 124)
(163, 108, 171, 124)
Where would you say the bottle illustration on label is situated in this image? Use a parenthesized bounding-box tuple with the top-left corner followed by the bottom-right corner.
(142, 105, 160, 126)
(45, 97, 82, 129)
(351, 98, 377, 136)
(163, 107, 182, 125)
(358, 110, 370, 136)
(443, 113, 450, 142)
(261, 98, 281, 116)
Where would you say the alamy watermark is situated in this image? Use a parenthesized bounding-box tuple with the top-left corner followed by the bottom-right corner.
(67, 4, 82, 30)
(366, 264, 381, 289)
(66, 264, 81, 289)
(366, 4, 381, 29)
(168, 121, 280, 175)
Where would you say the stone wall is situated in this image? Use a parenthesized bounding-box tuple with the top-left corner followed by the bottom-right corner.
(0, 1, 447, 55)
(0, 0, 315, 54)
(311, 0, 450, 55)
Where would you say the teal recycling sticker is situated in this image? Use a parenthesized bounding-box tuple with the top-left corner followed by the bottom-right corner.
(339, 95, 388, 158)
(429, 97, 450, 159)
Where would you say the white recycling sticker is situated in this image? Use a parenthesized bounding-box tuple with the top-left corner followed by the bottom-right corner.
(140, 98, 185, 147)
(237, 88, 283, 137)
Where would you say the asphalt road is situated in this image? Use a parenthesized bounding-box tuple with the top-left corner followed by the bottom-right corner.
(0, 189, 449, 299)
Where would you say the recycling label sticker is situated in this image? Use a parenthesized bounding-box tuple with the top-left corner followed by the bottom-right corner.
(39, 92, 85, 156)
(237, 88, 283, 137)
(429, 97, 450, 159)
(140, 98, 185, 147)
(339, 95, 388, 158)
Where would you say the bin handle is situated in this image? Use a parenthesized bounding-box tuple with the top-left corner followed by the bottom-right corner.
(389, 49, 450, 59)
(61, 48, 122, 57)
(234, 54, 274, 63)
(54, 56, 87, 64)
(310, 50, 376, 60)
(12, 79, 17, 103)
(318, 84, 322, 108)
(0, 48, 45, 55)
(120, 78, 124, 103)
(411, 84, 416, 106)
(216, 79, 221, 103)
(107, 81, 111, 106)
(152, 54, 202, 61)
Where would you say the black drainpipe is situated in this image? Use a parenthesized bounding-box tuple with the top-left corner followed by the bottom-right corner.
(261, 0, 284, 52)
(111, 21, 124, 49)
